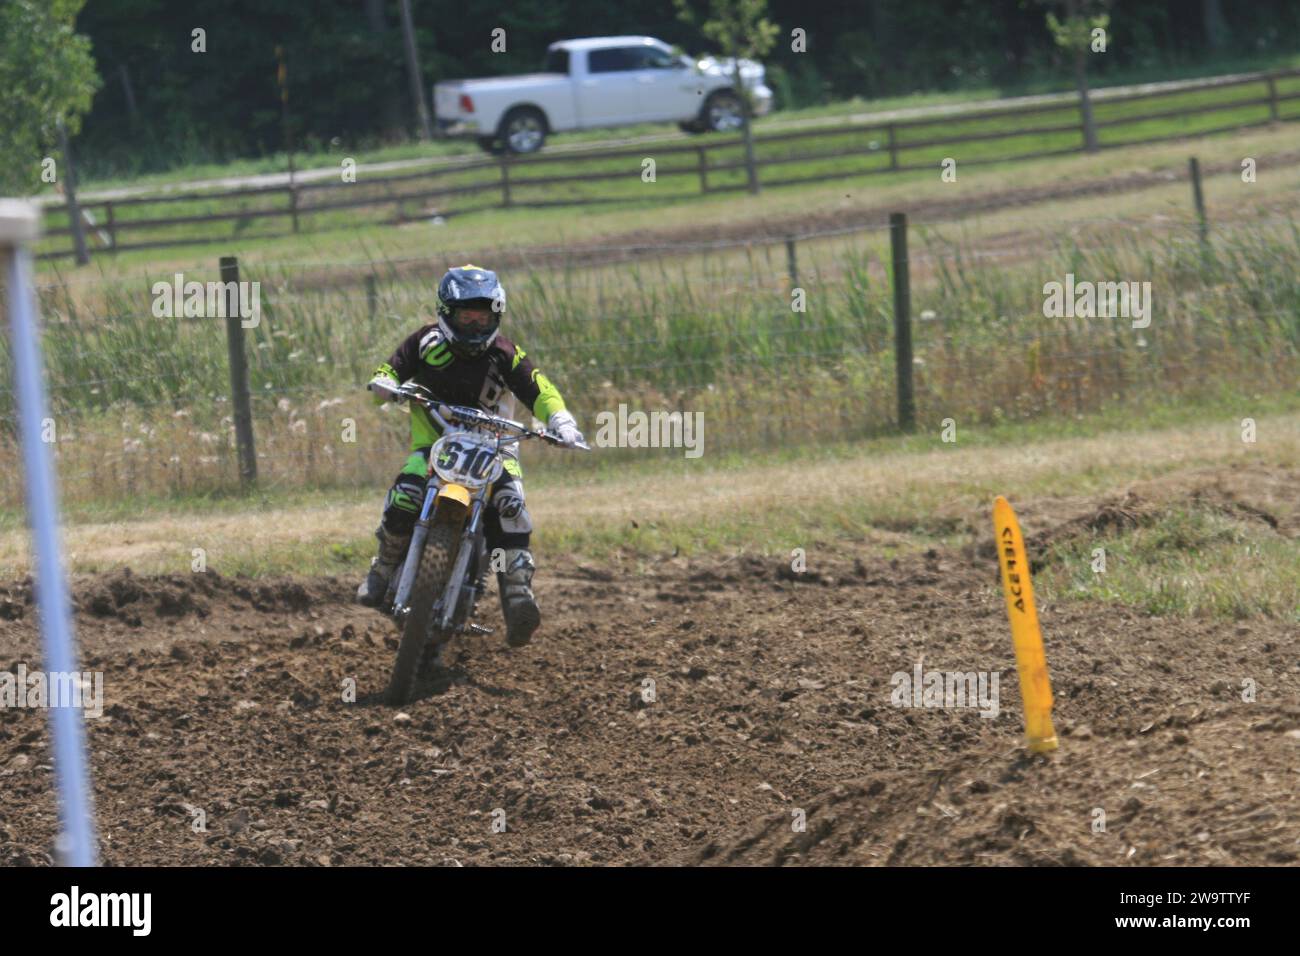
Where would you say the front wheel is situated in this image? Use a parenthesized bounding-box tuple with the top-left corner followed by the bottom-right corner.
(386, 520, 459, 705)
(703, 90, 745, 133)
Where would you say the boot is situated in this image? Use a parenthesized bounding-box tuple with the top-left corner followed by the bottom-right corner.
(498, 548, 541, 647)
(356, 524, 411, 607)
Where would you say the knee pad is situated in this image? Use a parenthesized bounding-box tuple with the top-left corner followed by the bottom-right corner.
(383, 474, 427, 535)
(491, 479, 532, 536)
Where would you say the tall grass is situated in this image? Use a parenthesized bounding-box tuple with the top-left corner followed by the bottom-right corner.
(1, 219, 1296, 510)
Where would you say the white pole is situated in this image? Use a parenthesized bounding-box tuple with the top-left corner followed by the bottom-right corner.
(0, 200, 98, 866)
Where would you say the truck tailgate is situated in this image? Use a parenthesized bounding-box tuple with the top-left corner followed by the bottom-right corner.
(434, 82, 467, 119)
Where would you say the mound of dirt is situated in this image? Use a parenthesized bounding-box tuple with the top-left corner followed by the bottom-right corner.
(964, 463, 1298, 570)
(3, 568, 353, 631)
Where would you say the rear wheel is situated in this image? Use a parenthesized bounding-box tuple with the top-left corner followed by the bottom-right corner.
(386, 520, 460, 705)
(499, 106, 547, 154)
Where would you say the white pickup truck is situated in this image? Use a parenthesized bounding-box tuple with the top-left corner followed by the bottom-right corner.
(433, 35, 773, 154)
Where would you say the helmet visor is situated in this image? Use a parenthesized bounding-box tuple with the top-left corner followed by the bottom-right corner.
(450, 302, 496, 334)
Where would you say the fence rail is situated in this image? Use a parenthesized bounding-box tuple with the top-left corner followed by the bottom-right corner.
(33, 67, 1300, 261)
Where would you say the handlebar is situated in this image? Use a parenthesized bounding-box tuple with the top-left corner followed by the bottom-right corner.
(376, 380, 590, 451)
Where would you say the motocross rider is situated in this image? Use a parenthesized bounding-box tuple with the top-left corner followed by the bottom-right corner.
(356, 265, 584, 648)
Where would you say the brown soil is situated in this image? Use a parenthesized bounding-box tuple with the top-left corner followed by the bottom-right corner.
(0, 467, 1297, 866)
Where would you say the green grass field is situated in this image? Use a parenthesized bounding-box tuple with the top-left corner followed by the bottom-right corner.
(7, 64, 1297, 625)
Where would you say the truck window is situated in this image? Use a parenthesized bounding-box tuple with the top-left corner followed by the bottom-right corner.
(640, 48, 679, 69)
(587, 47, 643, 73)
(543, 48, 569, 74)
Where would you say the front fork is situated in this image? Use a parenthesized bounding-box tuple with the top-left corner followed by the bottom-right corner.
(438, 497, 486, 632)
(389, 483, 440, 617)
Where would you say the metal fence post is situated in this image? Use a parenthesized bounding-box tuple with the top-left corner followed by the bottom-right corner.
(1, 200, 98, 866)
(500, 158, 512, 208)
(890, 212, 916, 433)
(220, 255, 258, 487)
(1189, 156, 1208, 245)
(696, 146, 709, 193)
(785, 235, 798, 289)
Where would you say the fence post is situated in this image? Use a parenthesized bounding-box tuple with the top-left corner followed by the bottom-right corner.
(1189, 156, 1208, 245)
(785, 235, 798, 289)
(500, 158, 512, 208)
(104, 200, 116, 251)
(1, 200, 99, 866)
(288, 185, 300, 233)
(890, 212, 916, 433)
(220, 255, 258, 488)
(887, 123, 899, 171)
(1266, 73, 1280, 122)
(57, 121, 90, 266)
(366, 273, 378, 320)
(696, 146, 709, 193)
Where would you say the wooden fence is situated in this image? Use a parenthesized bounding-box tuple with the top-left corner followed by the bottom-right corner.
(35, 67, 1300, 261)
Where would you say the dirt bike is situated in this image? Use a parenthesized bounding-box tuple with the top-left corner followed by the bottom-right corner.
(377, 381, 589, 705)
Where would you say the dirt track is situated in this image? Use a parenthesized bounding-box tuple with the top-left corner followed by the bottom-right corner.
(0, 467, 1297, 866)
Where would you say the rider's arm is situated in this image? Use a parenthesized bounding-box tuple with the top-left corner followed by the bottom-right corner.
(498, 339, 567, 422)
(367, 326, 430, 404)
(497, 338, 582, 443)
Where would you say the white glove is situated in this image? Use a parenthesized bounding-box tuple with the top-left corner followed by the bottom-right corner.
(547, 410, 584, 447)
(367, 376, 404, 403)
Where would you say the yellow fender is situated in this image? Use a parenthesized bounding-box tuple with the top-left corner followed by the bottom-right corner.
(433, 482, 471, 524)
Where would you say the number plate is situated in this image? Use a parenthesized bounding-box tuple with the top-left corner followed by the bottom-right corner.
(430, 431, 502, 489)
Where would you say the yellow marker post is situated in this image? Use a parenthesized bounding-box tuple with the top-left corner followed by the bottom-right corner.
(993, 496, 1058, 753)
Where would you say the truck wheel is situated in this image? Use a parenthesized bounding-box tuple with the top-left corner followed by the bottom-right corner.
(499, 107, 547, 154)
(703, 90, 745, 132)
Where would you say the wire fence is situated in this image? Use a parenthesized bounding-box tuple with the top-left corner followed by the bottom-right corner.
(2, 198, 1297, 514)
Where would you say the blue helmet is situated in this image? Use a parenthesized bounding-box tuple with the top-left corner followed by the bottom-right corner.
(435, 264, 505, 358)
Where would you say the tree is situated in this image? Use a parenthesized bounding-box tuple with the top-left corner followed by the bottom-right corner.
(1202, 0, 1230, 51)
(398, 0, 433, 142)
(675, 0, 779, 195)
(1044, 0, 1110, 153)
(0, 0, 99, 195)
